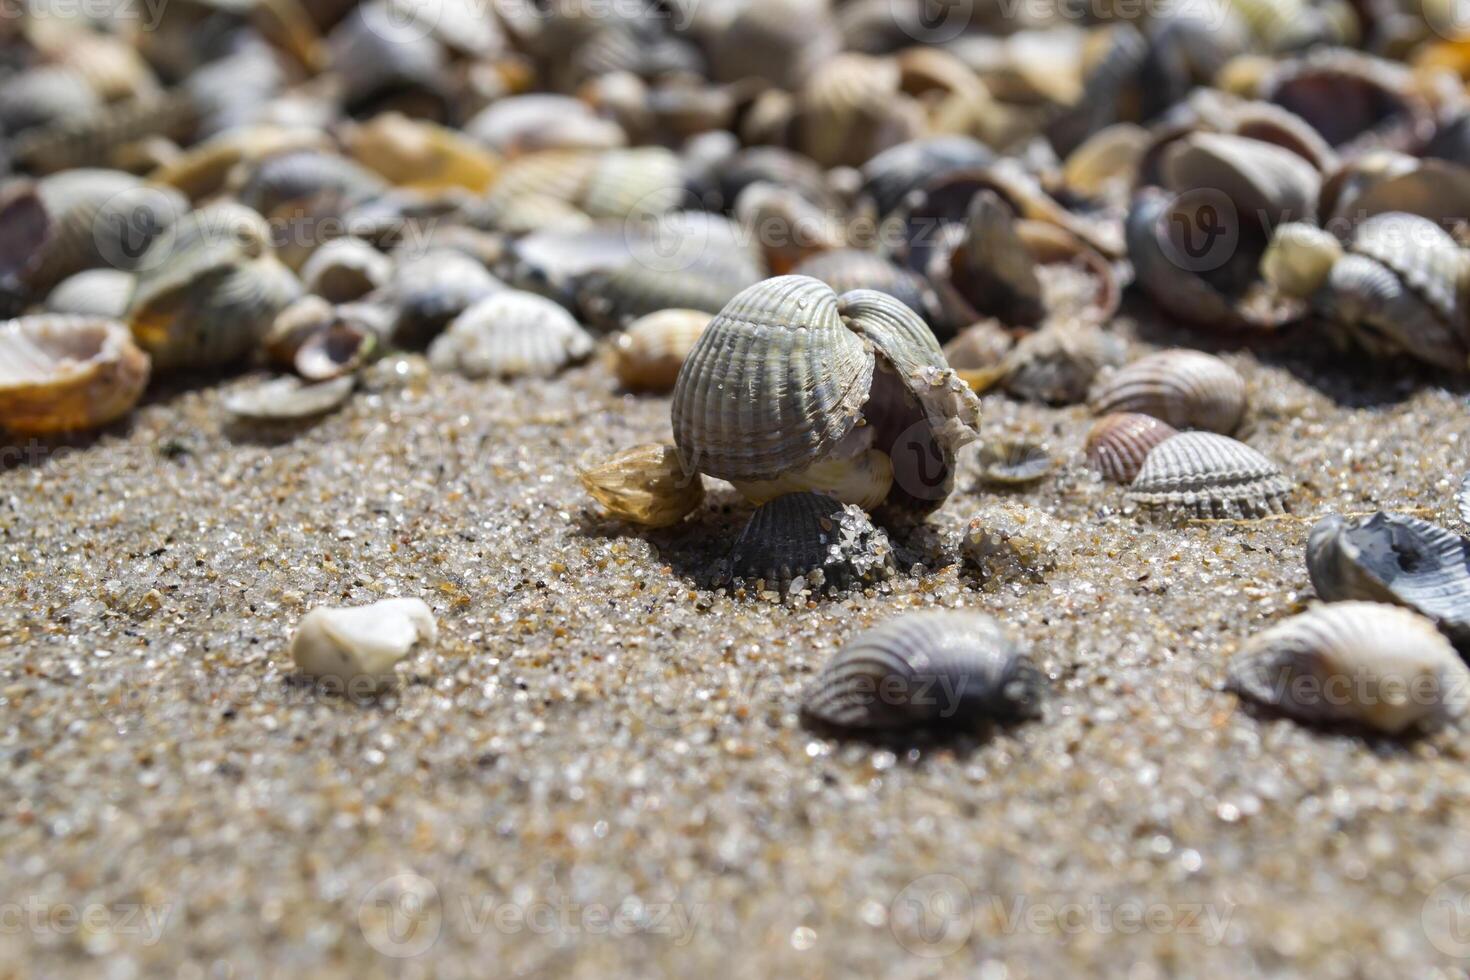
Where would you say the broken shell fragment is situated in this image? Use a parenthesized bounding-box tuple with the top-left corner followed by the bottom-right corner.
(1127, 431, 1292, 518)
(801, 611, 1047, 731)
(1085, 413, 1179, 484)
(613, 309, 711, 393)
(979, 440, 1054, 486)
(428, 290, 593, 380)
(222, 375, 355, 423)
(1090, 350, 1247, 433)
(577, 443, 704, 528)
(1307, 512, 1470, 648)
(1003, 322, 1125, 406)
(0, 315, 151, 435)
(290, 597, 438, 694)
(1228, 602, 1469, 734)
(727, 491, 894, 593)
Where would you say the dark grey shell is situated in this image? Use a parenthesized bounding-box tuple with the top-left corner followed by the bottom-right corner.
(792, 249, 935, 321)
(11, 93, 197, 175)
(801, 611, 1047, 731)
(857, 136, 995, 220)
(727, 492, 894, 592)
(234, 150, 388, 218)
(1307, 512, 1470, 648)
(1127, 431, 1292, 518)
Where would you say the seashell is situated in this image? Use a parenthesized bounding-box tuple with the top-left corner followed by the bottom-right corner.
(233, 149, 388, 220)
(613, 309, 712, 393)
(11, 93, 198, 176)
(1127, 431, 1292, 518)
(471, 150, 600, 233)
(326, 1, 448, 116)
(1259, 222, 1343, 301)
(1227, 602, 1470, 734)
(579, 147, 685, 222)
(1003, 321, 1126, 406)
(727, 491, 894, 592)
(127, 202, 303, 373)
(265, 296, 386, 380)
(0, 66, 100, 136)
(942, 321, 1014, 379)
(791, 249, 934, 321)
(428, 291, 593, 379)
(0, 316, 151, 435)
(1307, 512, 1470, 647)
(1264, 49, 1433, 158)
(1090, 350, 1247, 433)
(386, 249, 504, 345)
(342, 113, 501, 193)
(1138, 2, 1250, 119)
(465, 95, 626, 156)
(1318, 154, 1470, 227)
(959, 504, 1071, 586)
(1085, 413, 1180, 484)
(503, 226, 636, 303)
(944, 190, 1045, 328)
(149, 126, 331, 203)
(801, 611, 1047, 731)
(1162, 132, 1321, 226)
(291, 597, 437, 694)
(895, 47, 998, 139)
(1138, 90, 1337, 187)
(577, 443, 704, 528)
(1062, 123, 1150, 201)
(672, 276, 982, 515)
(44, 270, 136, 319)
(856, 136, 995, 222)
(707, 0, 840, 90)
(300, 237, 392, 304)
(222, 374, 355, 423)
(791, 53, 923, 169)
(1045, 23, 1149, 157)
(979, 440, 1054, 486)
(734, 182, 848, 275)
(714, 147, 838, 216)
(39, 30, 161, 104)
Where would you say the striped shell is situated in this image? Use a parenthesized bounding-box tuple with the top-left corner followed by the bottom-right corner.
(1085, 413, 1180, 484)
(613, 310, 712, 393)
(465, 96, 626, 156)
(578, 443, 704, 528)
(428, 291, 593, 380)
(792, 249, 935, 321)
(672, 276, 982, 515)
(1307, 513, 1470, 647)
(1090, 350, 1247, 433)
(792, 53, 922, 169)
(979, 440, 1054, 486)
(727, 491, 894, 592)
(1127, 431, 1291, 518)
(0, 316, 151, 435)
(1228, 602, 1470, 734)
(300, 237, 393, 303)
(801, 611, 1047, 731)
(580, 147, 684, 221)
(44, 270, 136, 319)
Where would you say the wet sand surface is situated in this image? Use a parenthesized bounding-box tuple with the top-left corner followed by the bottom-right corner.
(5, 309, 1470, 979)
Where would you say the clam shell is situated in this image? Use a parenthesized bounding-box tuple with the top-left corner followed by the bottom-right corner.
(947, 191, 1045, 328)
(1264, 49, 1432, 157)
(44, 270, 136, 319)
(0, 315, 151, 435)
(428, 291, 593, 379)
(1162, 131, 1321, 226)
(613, 309, 712, 393)
(792, 249, 935, 322)
(465, 95, 626, 156)
(580, 147, 684, 222)
(707, 0, 839, 90)
(727, 491, 893, 592)
(326, 2, 447, 113)
(577, 443, 704, 528)
(343, 113, 501, 193)
(1228, 602, 1470, 734)
(792, 53, 922, 169)
(265, 297, 386, 380)
(1127, 431, 1291, 518)
(1085, 413, 1179, 484)
(300, 237, 393, 303)
(233, 149, 388, 218)
(1090, 350, 1247, 434)
(1307, 512, 1470, 647)
(801, 611, 1047, 731)
(387, 250, 504, 345)
(472, 151, 600, 233)
(222, 375, 355, 423)
(12, 93, 197, 175)
(856, 136, 994, 221)
(979, 440, 1054, 486)
(25, 170, 188, 292)
(733, 182, 848, 274)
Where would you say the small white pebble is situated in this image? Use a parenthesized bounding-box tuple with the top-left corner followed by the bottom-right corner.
(290, 598, 437, 692)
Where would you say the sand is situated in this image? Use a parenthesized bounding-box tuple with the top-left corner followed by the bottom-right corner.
(5, 310, 1470, 979)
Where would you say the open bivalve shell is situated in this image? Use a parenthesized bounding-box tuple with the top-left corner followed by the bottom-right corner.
(0, 315, 151, 434)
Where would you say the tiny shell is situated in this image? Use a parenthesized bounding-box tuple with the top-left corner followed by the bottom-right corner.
(577, 443, 704, 528)
(222, 375, 355, 423)
(1090, 350, 1247, 433)
(613, 309, 712, 393)
(1085, 413, 1179, 484)
(428, 291, 593, 380)
(0, 315, 151, 435)
(727, 491, 894, 592)
(1003, 322, 1125, 406)
(979, 440, 1054, 486)
(290, 597, 438, 694)
(299, 237, 393, 303)
(1127, 431, 1291, 518)
(1307, 512, 1470, 647)
(801, 611, 1047, 731)
(1228, 602, 1469, 734)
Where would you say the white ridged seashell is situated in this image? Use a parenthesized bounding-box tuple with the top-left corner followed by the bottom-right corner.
(727, 491, 894, 592)
(1127, 431, 1292, 518)
(428, 291, 593, 380)
(222, 375, 355, 423)
(801, 611, 1047, 731)
(0, 315, 150, 435)
(613, 309, 712, 393)
(290, 597, 438, 694)
(1085, 413, 1179, 484)
(1090, 350, 1247, 433)
(1228, 602, 1470, 734)
(44, 269, 135, 319)
(671, 276, 983, 515)
(1307, 512, 1470, 648)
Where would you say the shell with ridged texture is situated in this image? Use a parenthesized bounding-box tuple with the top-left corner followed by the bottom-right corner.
(1090, 350, 1247, 433)
(428, 290, 593, 379)
(1085, 413, 1179, 484)
(1127, 431, 1291, 518)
